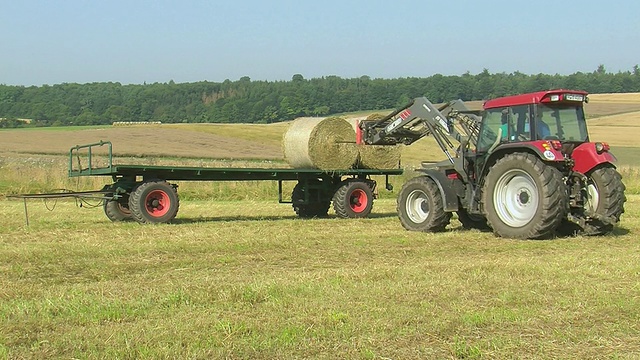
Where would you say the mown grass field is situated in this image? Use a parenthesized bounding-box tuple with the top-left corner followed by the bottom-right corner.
(1, 93, 639, 359)
(1, 197, 640, 359)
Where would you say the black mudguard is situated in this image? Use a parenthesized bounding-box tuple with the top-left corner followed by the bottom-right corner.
(415, 169, 459, 212)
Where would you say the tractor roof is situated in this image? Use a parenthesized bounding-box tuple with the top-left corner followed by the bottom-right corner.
(483, 89, 589, 110)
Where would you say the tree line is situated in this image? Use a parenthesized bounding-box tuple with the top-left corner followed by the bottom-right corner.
(1, 65, 639, 128)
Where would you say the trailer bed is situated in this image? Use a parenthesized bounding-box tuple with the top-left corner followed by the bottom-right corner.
(70, 164, 402, 181)
(64, 141, 404, 224)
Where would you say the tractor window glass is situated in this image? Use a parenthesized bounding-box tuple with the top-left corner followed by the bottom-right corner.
(478, 108, 506, 152)
(512, 105, 531, 141)
(538, 105, 588, 141)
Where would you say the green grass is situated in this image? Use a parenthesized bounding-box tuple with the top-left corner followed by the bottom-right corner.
(1, 196, 639, 359)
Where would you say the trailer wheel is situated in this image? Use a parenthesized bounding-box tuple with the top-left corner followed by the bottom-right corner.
(483, 153, 567, 239)
(129, 180, 179, 224)
(103, 196, 132, 222)
(333, 180, 374, 218)
(292, 183, 330, 218)
(397, 176, 451, 232)
(580, 165, 626, 235)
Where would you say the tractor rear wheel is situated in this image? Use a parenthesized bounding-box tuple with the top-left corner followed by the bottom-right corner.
(397, 176, 451, 232)
(581, 166, 626, 235)
(128, 180, 179, 224)
(482, 153, 567, 239)
(332, 180, 374, 218)
(292, 182, 330, 218)
(104, 196, 132, 222)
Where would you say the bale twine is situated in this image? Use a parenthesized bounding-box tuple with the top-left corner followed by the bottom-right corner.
(348, 114, 402, 169)
(283, 116, 358, 170)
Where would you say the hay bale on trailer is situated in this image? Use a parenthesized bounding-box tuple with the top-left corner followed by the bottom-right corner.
(282, 116, 359, 170)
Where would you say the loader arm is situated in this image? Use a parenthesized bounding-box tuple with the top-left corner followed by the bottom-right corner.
(358, 97, 480, 164)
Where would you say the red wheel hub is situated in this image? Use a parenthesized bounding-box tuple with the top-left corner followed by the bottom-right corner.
(349, 189, 368, 213)
(145, 190, 171, 217)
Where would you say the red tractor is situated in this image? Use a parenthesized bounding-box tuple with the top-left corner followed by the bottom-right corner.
(358, 89, 626, 239)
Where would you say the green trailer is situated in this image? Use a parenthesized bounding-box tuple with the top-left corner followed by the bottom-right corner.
(64, 141, 403, 224)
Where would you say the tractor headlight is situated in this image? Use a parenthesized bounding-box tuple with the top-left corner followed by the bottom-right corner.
(595, 142, 609, 154)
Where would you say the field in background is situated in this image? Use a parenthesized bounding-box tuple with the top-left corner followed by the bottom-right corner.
(0, 93, 638, 163)
(1, 93, 640, 198)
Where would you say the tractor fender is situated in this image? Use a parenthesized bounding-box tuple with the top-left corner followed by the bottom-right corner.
(571, 142, 617, 174)
(481, 141, 565, 177)
(490, 141, 565, 163)
(415, 169, 459, 212)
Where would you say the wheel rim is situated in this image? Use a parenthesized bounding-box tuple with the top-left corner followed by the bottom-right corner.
(145, 190, 171, 217)
(349, 189, 368, 213)
(585, 181, 600, 214)
(405, 189, 430, 223)
(117, 202, 132, 216)
(493, 169, 539, 227)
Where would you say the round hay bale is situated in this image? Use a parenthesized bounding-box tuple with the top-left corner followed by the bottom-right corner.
(347, 114, 402, 169)
(283, 116, 358, 170)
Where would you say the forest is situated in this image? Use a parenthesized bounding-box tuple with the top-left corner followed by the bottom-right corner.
(1, 65, 639, 128)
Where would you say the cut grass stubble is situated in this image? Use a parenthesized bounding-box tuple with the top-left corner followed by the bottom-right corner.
(1, 198, 639, 359)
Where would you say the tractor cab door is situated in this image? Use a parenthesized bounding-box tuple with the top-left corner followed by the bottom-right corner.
(476, 105, 533, 152)
(474, 105, 533, 175)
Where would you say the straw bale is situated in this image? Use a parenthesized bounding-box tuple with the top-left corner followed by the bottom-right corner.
(282, 116, 358, 170)
(347, 114, 402, 169)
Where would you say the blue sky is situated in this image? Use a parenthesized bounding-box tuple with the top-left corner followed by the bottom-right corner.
(1, 0, 638, 86)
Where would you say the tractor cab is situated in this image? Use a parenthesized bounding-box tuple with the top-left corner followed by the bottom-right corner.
(477, 89, 590, 154)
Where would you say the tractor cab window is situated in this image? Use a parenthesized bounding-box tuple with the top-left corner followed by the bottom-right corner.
(478, 108, 509, 152)
(512, 105, 532, 140)
(536, 105, 588, 141)
(478, 106, 530, 152)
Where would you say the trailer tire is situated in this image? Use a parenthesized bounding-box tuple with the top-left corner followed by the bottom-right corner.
(482, 153, 567, 239)
(104, 197, 133, 222)
(333, 180, 374, 218)
(129, 180, 179, 224)
(397, 176, 451, 232)
(292, 183, 330, 218)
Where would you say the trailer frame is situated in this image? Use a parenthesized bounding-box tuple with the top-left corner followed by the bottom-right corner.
(64, 141, 403, 223)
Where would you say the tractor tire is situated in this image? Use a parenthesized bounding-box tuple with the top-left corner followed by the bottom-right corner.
(103, 196, 133, 222)
(580, 166, 626, 235)
(292, 183, 330, 218)
(397, 176, 451, 232)
(332, 180, 374, 218)
(482, 153, 567, 239)
(456, 207, 490, 231)
(128, 180, 179, 224)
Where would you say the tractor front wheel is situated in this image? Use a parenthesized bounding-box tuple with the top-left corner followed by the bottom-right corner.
(128, 180, 179, 224)
(397, 176, 451, 232)
(482, 153, 567, 239)
(332, 180, 374, 218)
